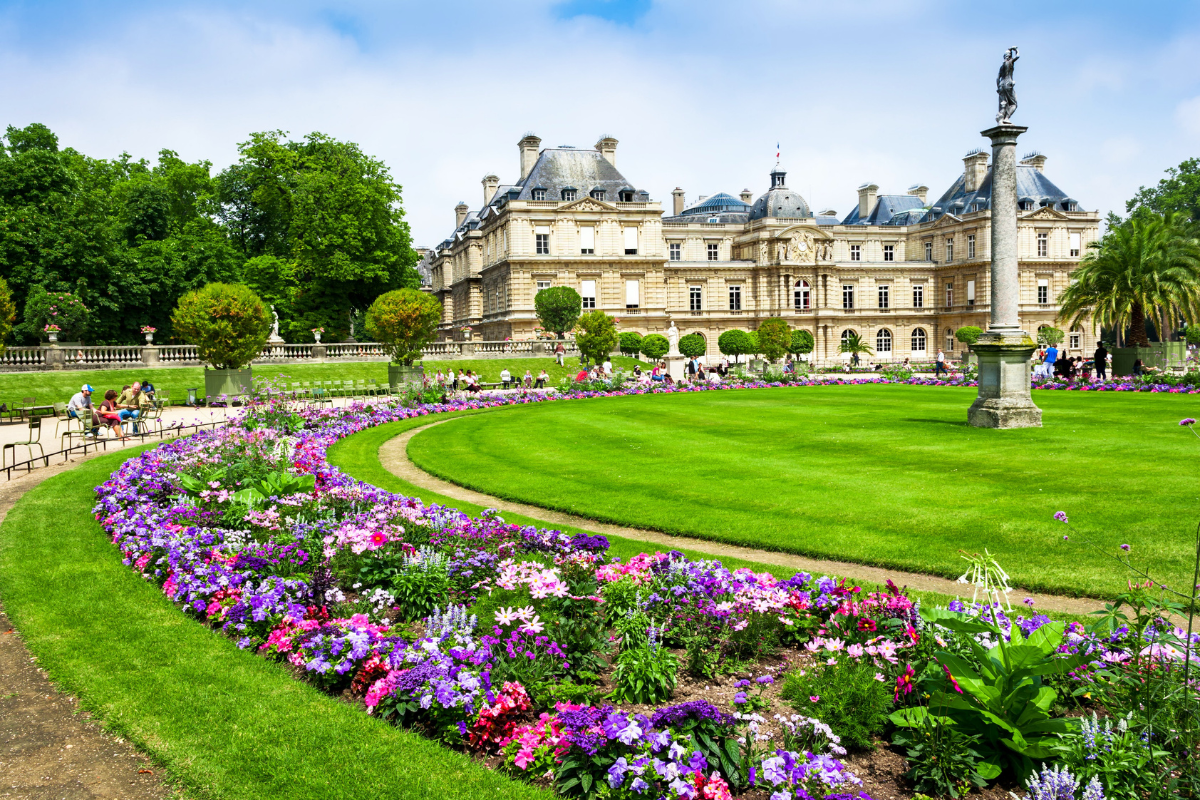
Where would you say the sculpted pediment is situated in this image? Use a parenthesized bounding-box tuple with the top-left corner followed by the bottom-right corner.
(775, 225, 835, 263)
(556, 197, 618, 213)
(929, 213, 962, 229)
(1022, 206, 1070, 221)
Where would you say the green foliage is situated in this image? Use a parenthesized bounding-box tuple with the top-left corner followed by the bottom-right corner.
(609, 639, 678, 705)
(618, 331, 643, 358)
(892, 715, 988, 798)
(955, 326, 983, 346)
(1037, 326, 1065, 346)
(757, 317, 791, 361)
(780, 658, 892, 750)
(364, 289, 442, 365)
(838, 331, 873, 357)
(882, 363, 914, 381)
(389, 551, 451, 622)
(677, 332, 706, 358)
(1184, 325, 1200, 345)
(19, 286, 89, 341)
(789, 328, 815, 355)
(574, 310, 618, 364)
(1127, 157, 1200, 224)
(640, 333, 669, 360)
(534, 287, 583, 339)
(0, 276, 18, 353)
(746, 330, 761, 356)
(171, 282, 271, 369)
(717, 329, 752, 362)
(1050, 713, 1167, 800)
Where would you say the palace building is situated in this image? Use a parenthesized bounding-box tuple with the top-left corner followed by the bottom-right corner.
(421, 134, 1101, 362)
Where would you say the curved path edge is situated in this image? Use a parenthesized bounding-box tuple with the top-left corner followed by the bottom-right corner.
(382, 419, 1105, 617)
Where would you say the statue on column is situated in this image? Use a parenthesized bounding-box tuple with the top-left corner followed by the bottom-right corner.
(996, 46, 1019, 124)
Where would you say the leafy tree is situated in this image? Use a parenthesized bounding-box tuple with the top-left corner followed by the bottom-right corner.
(0, 276, 15, 354)
(18, 287, 89, 341)
(839, 331, 873, 358)
(640, 333, 669, 360)
(717, 329, 752, 363)
(1127, 157, 1200, 224)
(747, 330, 761, 357)
(678, 333, 706, 358)
(534, 286, 582, 339)
(1058, 212, 1200, 346)
(575, 310, 618, 364)
(955, 326, 983, 346)
(789, 328, 815, 355)
(1185, 325, 1200, 346)
(757, 317, 791, 361)
(618, 331, 643, 358)
(1036, 326, 1065, 346)
(171, 283, 271, 369)
(364, 289, 442, 365)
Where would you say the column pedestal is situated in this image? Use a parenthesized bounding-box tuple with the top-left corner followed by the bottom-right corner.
(968, 333, 1041, 429)
(665, 355, 687, 381)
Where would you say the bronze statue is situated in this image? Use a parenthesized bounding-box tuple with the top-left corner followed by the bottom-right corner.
(996, 46, 1019, 124)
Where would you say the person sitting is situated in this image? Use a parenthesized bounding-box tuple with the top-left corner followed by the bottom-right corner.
(98, 390, 126, 438)
(523, 369, 533, 388)
(140, 378, 157, 404)
(535, 369, 548, 389)
(1132, 358, 1145, 376)
(575, 367, 588, 382)
(117, 382, 150, 433)
(67, 384, 101, 433)
(500, 368, 512, 389)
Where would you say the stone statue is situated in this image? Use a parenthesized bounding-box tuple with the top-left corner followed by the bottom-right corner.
(667, 320, 680, 356)
(996, 46, 1019, 124)
(268, 305, 285, 344)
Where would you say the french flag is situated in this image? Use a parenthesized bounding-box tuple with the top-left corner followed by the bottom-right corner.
(776, 142, 780, 159)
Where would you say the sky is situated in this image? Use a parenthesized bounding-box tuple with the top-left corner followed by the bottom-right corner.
(2, 1, 1199, 247)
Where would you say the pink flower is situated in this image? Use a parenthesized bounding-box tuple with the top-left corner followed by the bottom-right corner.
(809, 695, 820, 702)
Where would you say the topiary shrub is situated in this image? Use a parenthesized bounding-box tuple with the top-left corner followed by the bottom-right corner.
(717, 329, 752, 363)
(790, 329, 815, 355)
(171, 283, 271, 369)
(757, 318, 792, 362)
(678, 333, 706, 358)
(534, 286, 582, 339)
(364, 289, 442, 365)
(641, 333, 669, 360)
(955, 326, 983, 347)
(0, 277, 15, 355)
(619, 331, 644, 358)
(1037, 326, 1065, 346)
(575, 310, 618, 364)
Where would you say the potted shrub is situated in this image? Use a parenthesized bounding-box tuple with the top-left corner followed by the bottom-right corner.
(43, 323, 61, 344)
(172, 283, 271, 403)
(141, 325, 157, 344)
(365, 289, 442, 390)
(956, 326, 983, 365)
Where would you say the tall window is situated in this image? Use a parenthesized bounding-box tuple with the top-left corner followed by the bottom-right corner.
(581, 279, 596, 309)
(580, 226, 595, 255)
(883, 244, 894, 262)
(536, 280, 551, 292)
(945, 238, 954, 262)
(842, 285, 855, 309)
(669, 242, 681, 261)
(878, 284, 890, 309)
(945, 282, 953, 307)
(967, 279, 976, 307)
(623, 226, 639, 255)
(794, 280, 811, 310)
(1038, 278, 1049, 304)
(1070, 330, 1081, 349)
(625, 280, 640, 309)
(531, 188, 546, 200)
(967, 234, 976, 259)
(841, 329, 856, 347)
(911, 327, 927, 354)
(689, 286, 702, 311)
(850, 244, 861, 261)
(729, 285, 742, 311)
(535, 225, 550, 255)
(561, 189, 576, 201)
(912, 284, 924, 308)
(1069, 232, 1081, 257)
(1037, 232, 1048, 257)
(876, 328, 892, 354)
(924, 241, 933, 261)
(707, 243, 719, 261)
(946, 328, 955, 351)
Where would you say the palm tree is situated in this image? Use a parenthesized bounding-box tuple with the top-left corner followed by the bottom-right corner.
(839, 331, 873, 364)
(1058, 212, 1200, 346)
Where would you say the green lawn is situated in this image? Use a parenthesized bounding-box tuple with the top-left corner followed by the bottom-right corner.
(406, 385, 1200, 599)
(0, 356, 642, 409)
(0, 447, 552, 800)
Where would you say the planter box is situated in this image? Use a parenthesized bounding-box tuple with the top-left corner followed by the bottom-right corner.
(204, 368, 253, 403)
(1112, 343, 1186, 377)
(388, 363, 425, 390)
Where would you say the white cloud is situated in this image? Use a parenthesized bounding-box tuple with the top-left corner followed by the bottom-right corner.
(1176, 95, 1200, 137)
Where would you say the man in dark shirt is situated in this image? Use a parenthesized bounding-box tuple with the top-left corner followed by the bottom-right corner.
(1094, 343, 1108, 380)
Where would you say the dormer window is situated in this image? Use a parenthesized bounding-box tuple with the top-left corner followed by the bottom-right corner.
(531, 188, 547, 201)
(1019, 200, 1033, 211)
(561, 189, 577, 201)
(590, 188, 605, 200)
(619, 190, 635, 202)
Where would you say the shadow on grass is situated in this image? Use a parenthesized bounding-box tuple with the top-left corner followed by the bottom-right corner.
(901, 418, 971, 427)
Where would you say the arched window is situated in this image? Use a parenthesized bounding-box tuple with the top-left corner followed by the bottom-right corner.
(841, 329, 856, 345)
(911, 327, 927, 354)
(794, 279, 811, 310)
(876, 329, 892, 354)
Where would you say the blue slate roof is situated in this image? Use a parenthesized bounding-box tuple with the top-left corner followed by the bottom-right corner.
(679, 192, 750, 216)
(514, 148, 639, 202)
(842, 194, 927, 225)
(922, 164, 1082, 222)
(748, 168, 811, 220)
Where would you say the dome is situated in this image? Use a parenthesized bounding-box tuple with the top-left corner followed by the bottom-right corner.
(748, 167, 811, 220)
(680, 192, 751, 216)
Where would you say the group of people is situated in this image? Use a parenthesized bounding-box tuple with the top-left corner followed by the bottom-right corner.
(66, 380, 156, 439)
(1033, 343, 1112, 382)
(430, 368, 551, 394)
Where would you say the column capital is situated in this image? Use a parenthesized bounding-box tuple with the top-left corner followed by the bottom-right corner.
(980, 124, 1028, 146)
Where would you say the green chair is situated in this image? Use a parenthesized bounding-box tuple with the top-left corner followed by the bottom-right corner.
(53, 402, 79, 439)
(354, 380, 368, 398)
(61, 413, 100, 449)
(4, 417, 45, 468)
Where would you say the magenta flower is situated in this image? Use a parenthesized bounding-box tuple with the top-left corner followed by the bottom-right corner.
(1120, 544, 1131, 551)
(1181, 418, 1197, 426)
(1053, 511, 1068, 524)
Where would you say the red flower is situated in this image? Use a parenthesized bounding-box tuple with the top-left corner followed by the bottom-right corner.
(942, 663, 963, 694)
(894, 664, 916, 701)
(857, 618, 877, 632)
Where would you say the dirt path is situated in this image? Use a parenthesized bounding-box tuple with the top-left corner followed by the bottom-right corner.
(382, 419, 1107, 617)
(0, 445, 179, 800)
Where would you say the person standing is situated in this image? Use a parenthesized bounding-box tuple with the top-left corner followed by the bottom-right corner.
(500, 367, 512, 389)
(1042, 342, 1058, 380)
(1094, 342, 1108, 381)
(602, 357, 612, 376)
(686, 357, 697, 382)
(555, 342, 565, 366)
(934, 349, 947, 377)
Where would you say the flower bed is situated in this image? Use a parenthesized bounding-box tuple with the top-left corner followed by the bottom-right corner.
(93, 390, 1199, 800)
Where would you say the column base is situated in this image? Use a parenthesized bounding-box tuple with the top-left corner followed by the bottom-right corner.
(664, 355, 687, 381)
(968, 333, 1041, 429)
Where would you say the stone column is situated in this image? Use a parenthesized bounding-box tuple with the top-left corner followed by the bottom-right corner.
(968, 124, 1041, 429)
(142, 346, 160, 367)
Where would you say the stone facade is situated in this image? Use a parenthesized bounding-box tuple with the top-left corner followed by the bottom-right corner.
(421, 135, 1101, 363)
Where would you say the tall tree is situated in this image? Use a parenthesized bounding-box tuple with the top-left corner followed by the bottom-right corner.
(1126, 158, 1200, 225)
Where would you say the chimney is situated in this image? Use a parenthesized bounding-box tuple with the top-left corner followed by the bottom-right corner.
(455, 201, 469, 228)
(1021, 151, 1047, 173)
(907, 185, 929, 204)
(672, 188, 686, 216)
(963, 149, 990, 193)
(595, 135, 618, 167)
(482, 174, 499, 206)
(518, 134, 541, 181)
(740, 188, 753, 204)
(856, 183, 879, 220)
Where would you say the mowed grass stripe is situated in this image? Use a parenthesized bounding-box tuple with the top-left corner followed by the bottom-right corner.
(0, 447, 551, 800)
(406, 385, 1200, 598)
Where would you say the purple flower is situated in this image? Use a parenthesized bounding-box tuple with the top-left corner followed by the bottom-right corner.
(1120, 544, 1131, 551)
(1180, 418, 1196, 426)
(1053, 511, 1069, 524)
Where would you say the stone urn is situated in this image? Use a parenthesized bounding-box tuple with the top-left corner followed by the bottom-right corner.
(144, 332, 154, 344)
(313, 331, 322, 343)
(47, 331, 59, 344)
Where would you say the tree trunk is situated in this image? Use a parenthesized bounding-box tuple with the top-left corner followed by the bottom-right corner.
(1130, 301, 1151, 347)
